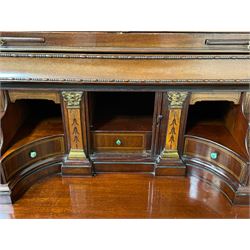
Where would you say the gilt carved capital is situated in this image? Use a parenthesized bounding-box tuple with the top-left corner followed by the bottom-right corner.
(62, 91, 83, 108)
(167, 92, 188, 109)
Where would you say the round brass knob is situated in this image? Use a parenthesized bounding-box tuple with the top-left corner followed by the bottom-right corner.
(29, 150, 37, 159)
(115, 139, 122, 146)
(210, 152, 218, 160)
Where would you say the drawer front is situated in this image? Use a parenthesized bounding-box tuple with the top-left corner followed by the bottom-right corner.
(183, 136, 248, 183)
(1, 136, 65, 181)
(91, 132, 151, 152)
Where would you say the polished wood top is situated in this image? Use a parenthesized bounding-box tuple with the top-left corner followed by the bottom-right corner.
(1, 174, 249, 218)
(0, 32, 249, 88)
(1, 32, 250, 53)
(0, 55, 249, 87)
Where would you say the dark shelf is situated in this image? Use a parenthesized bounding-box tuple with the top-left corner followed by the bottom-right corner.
(186, 121, 248, 160)
(90, 92, 155, 132)
(186, 101, 249, 160)
(92, 115, 153, 132)
(1, 100, 63, 157)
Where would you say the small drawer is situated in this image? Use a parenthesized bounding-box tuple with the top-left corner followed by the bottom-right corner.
(183, 136, 248, 183)
(91, 132, 151, 152)
(1, 135, 65, 181)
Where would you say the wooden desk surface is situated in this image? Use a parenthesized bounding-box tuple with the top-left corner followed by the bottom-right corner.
(1, 174, 249, 219)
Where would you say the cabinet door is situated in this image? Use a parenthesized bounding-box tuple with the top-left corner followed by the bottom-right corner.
(87, 91, 156, 158)
(151, 92, 166, 157)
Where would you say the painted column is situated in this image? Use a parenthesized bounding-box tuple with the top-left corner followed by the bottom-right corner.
(156, 91, 188, 176)
(61, 91, 91, 175)
(161, 91, 188, 159)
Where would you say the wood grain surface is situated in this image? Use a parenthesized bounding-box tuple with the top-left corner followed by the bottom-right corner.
(1, 32, 249, 53)
(1, 174, 249, 219)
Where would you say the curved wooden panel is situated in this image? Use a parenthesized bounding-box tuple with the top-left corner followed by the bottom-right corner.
(183, 136, 248, 184)
(8, 158, 63, 203)
(185, 162, 237, 204)
(0, 135, 65, 204)
(183, 136, 250, 205)
(0, 156, 64, 204)
(1, 135, 65, 182)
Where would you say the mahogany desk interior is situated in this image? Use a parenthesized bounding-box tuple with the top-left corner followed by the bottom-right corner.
(0, 32, 249, 216)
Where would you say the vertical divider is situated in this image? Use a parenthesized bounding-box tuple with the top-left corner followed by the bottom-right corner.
(155, 91, 189, 176)
(61, 91, 92, 176)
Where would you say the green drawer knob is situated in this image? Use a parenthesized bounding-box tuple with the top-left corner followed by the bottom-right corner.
(29, 150, 37, 159)
(210, 152, 218, 160)
(115, 139, 122, 146)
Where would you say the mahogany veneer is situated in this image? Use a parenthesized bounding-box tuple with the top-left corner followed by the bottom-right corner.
(91, 131, 152, 153)
(0, 32, 249, 207)
(1, 174, 249, 219)
(186, 122, 248, 159)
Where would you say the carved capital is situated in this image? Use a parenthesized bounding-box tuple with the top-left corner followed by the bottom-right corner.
(167, 92, 188, 108)
(62, 91, 83, 108)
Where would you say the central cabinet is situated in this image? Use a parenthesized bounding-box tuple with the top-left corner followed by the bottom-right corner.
(86, 92, 159, 172)
(89, 92, 155, 154)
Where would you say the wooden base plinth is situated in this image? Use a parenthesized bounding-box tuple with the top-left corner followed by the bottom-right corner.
(0, 184, 12, 204)
(234, 186, 250, 205)
(155, 158, 186, 176)
(62, 166, 92, 176)
(62, 158, 92, 176)
(93, 163, 154, 173)
(155, 166, 186, 176)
